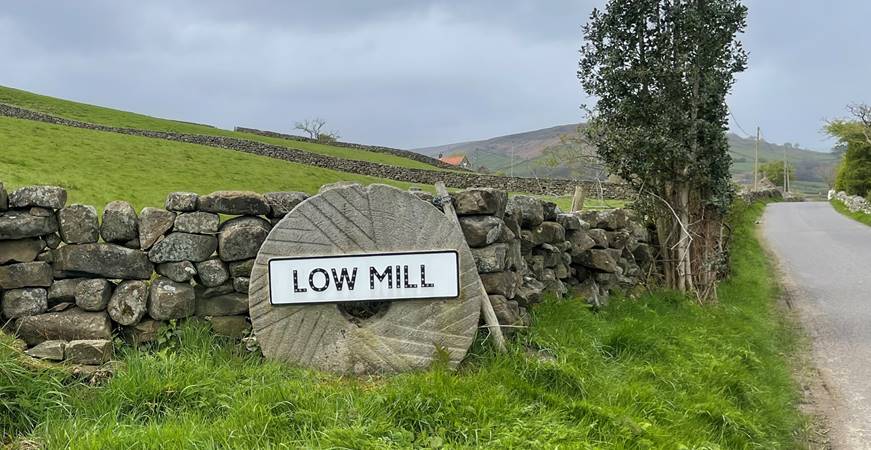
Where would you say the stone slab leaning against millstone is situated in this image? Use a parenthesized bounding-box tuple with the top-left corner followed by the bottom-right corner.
(198, 191, 269, 216)
(53, 243, 154, 280)
(8, 185, 67, 209)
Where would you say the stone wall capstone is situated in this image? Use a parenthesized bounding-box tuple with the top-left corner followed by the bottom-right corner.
(0, 103, 629, 198)
(1, 181, 657, 368)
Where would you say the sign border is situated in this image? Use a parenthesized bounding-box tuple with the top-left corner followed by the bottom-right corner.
(266, 249, 461, 306)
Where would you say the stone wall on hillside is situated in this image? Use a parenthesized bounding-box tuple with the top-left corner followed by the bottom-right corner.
(0, 181, 656, 367)
(0, 103, 628, 198)
(235, 126, 466, 171)
(830, 190, 871, 214)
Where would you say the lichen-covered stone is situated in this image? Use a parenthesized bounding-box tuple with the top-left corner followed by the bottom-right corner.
(507, 195, 544, 228)
(228, 259, 254, 278)
(156, 261, 197, 283)
(470, 244, 510, 273)
(198, 191, 269, 216)
(75, 279, 114, 311)
(65, 339, 113, 365)
(107, 280, 148, 326)
(606, 231, 632, 250)
(2, 287, 48, 318)
(101, 201, 138, 243)
(9, 185, 67, 209)
(479, 271, 517, 299)
(174, 212, 219, 234)
(148, 232, 217, 263)
(147, 278, 195, 320)
(53, 243, 153, 279)
(16, 308, 112, 346)
(587, 229, 609, 249)
(458, 216, 504, 248)
(25, 340, 66, 361)
(138, 207, 176, 250)
(195, 258, 229, 287)
(0, 209, 58, 240)
(217, 216, 271, 261)
(568, 229, 596, 255)
(0, 262, 53, 289)
(453, 188, 508, 217)
(233, 277, 249, 293)
(44, 233, 62, 249)
(0, 238, 45, 265)
(58, 204, 99, 244)
(557, 213, 582, 231)
(264, 192, 308, 218)
(47, 278, 86, 305)
(165, 192, 198, 212)
(195, 291, 248, 316)
(529, 222, 565, 244)
(576, 249, 619, 273)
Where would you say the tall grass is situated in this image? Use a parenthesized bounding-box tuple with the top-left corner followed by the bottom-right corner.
(1, 200, 806, 448)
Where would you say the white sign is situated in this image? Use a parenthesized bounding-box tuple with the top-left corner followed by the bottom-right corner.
(268, 250, 460, 305)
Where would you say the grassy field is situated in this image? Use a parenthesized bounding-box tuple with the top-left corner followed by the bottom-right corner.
(0, 86, 445, 171)
(1, 199, 806, 448)
(0, 116, 419, 211)
(831, 198, 871, 227)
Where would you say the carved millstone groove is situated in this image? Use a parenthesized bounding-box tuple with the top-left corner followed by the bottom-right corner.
(249, 184, 483, 375)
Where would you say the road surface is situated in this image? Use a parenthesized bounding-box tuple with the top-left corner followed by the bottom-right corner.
(763, 201, 871, 449)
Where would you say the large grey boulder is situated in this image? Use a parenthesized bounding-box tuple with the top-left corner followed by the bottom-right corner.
(65, 339, 113, 365)
(0, 209, 58, 240)
(53, 244, 153, 279)
(576, 249, 619, 273)
(16, 308, 112, 346)
(138, 207, 176, 250)
(458, 216, 504, 248)
(9, 186, 67, 209)
(195, 258, 229, 287)
(217, 217, 271, 261)
(195, 291, 248, 316)
(198, 191, 269, 216)
(264, 192, 308, 218)
(0, 238, 45, 264)
(470, 244, 510, 273)
(174, 212, 219, 235)
(148, 232, 217, 263)
(107, 280, 148, 326)
(75, 279, 114, 311)
(25, 340, 66, 361)
(58, 204, 99, 244)
(156, 261, 197, 283)
(2, 288, 48, 318)
(101, 201, 138, 243)
(507, 195, 544, 228)
(147, 277, 195, 320)
(453, 188, 507, 217)
(165, 192, 198, 212)
(0, 262, 53, 289)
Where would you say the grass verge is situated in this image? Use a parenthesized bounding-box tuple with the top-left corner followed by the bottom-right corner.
(831, 198, 871, 227)
(1, 199, 805, 448)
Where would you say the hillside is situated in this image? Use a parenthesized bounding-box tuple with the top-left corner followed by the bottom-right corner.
(417, 123, 840, 194)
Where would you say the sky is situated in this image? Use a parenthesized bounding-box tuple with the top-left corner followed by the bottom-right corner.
(0, 1, 868, 151)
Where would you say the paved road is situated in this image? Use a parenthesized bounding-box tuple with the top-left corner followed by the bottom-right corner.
(763, 202, 871, 449)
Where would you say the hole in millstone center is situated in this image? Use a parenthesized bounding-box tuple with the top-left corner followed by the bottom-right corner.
(337, 301, 391, 325)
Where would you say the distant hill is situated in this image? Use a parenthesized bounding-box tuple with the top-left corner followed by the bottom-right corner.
(416, 123, 839, 194)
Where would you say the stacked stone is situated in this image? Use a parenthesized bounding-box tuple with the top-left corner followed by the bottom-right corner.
(451, 188, 530, 335)
(509, 196, 570, 300)
(1, 182, 310, 363)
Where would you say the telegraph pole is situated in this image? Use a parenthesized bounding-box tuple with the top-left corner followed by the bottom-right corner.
(783, 146, 788, 193)
(754, 127, 760, 191)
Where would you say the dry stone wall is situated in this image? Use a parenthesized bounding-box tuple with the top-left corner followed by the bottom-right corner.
(0, 181, 656, 367)
(0, 103, 628, 198)
(830, 190, 871, 214)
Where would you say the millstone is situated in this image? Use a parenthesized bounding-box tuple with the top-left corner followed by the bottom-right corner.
(249, 184, 482, 375)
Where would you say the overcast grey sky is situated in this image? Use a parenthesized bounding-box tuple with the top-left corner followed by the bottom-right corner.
(1, 1, 868, 150)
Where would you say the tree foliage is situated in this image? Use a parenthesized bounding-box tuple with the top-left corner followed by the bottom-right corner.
(828, 114, 871, 197)
(759, 160, 795, 187)
(294, 118, 341, 144)
(578, 0, 747, 298)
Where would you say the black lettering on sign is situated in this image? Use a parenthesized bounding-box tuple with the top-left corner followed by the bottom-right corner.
(403, 265, 417, 288)
(369, 266, 393, 289)
(309, 268, 330, 292)
(331, 267, 357, 291)
(420, 264, 434, 288)
(293, 270, 307, 293)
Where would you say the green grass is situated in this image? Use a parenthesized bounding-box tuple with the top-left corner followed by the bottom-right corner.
(1, 199, 806, 448)
(0, 115, 421, 211)
(831, 198, 871, 227)
(0, 85, 445, 171)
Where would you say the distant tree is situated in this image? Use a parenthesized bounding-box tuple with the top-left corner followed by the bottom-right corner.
(759, 160, 795, 187)
(294, 118, 341, 143)
(828, 104, 871, 196)
(539, 126, 609, 182)
(579, 0, 748, 299)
